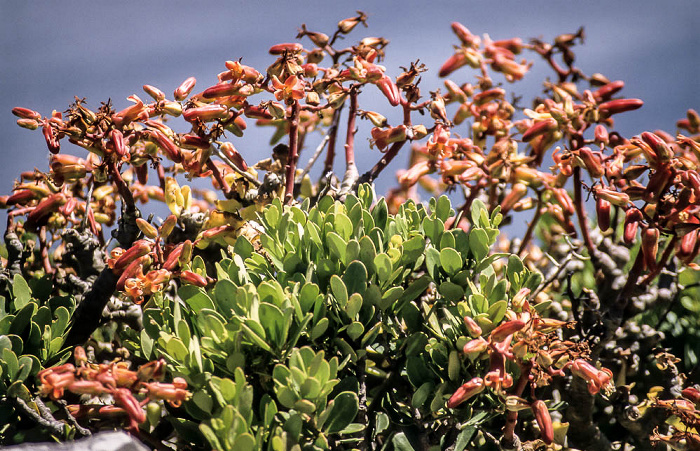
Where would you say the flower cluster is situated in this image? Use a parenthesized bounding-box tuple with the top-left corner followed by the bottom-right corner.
(37, 347, 190, 430)
(449, 289, 613, 444)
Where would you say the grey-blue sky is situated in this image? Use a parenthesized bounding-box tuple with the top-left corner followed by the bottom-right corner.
(1, 1, 697, 221)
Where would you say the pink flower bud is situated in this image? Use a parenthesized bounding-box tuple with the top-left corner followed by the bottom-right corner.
(174, 77, 196, 101)
(596, 197, 611, 232)
(623, 208, 643, 244)
(143, 85, 165, 101)
(375, 75, 401, 106)
(531, 400, 553, 444)
(522, 118, 558, 142)
(12, 107, 42, 120)
(447, 377, 484, 408)
(268, 42, 303, 54)
(463, 316, 482, 337)
(591, 80, 624, 102)
(183, 104, 229, 122)
(450, 22, 480, 47)
(202, 82, 240, 99)
(490, 319, 526, 343)
(462, 337, 489, 356)
(180, 270, 208, 287)
(598, 98, 643, 117)
(113, 240, 153, 272)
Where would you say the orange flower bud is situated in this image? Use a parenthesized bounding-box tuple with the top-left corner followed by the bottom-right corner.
(578, 147, 604, 178)
(202, 82, 239, 99)
(371, 125, 407, 151)
(42, 124, 60, 154)
(446, 377, 484, 408)
(680, 229, 698, 257)
(174, 77, 196, 101)
(439, 49, 480, 77)
(149, 130, 182, 163)
(531, 400, 553, 444)
(268, 42, 303, 54)
(110, 129, 128, 159)
(682, 387, 700, 406)
(180, 134, 210, 150)
(444, 80, 468, 103)
(220, 142, 248, 171)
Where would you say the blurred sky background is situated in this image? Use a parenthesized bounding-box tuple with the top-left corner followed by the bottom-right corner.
(0, 1, 698, 229)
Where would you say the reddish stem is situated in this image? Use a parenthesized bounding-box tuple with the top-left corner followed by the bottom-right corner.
(284, 100, 301, 204)
(573, 167, 595, 256)
(322, 107, 343, 174)
(108, 161, 135, 210)
(518, 195, 544, 256)
(344, 90, 359, 168)
(205, 159, 230, 197)
(503, 361, 533, 445)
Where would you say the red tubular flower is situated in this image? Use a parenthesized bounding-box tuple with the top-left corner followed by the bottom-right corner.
(398, 160, 433, 188)
(681, 386, 700, 406)
(450, 22, 479, 46)
(12, 107, 42, 120)
(38, 364, 76, 399)
(447, 377, 484, 408)
(439, 49, 480, 77)
(6, 189, 37, 206)
(531, 400, 554, 444)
